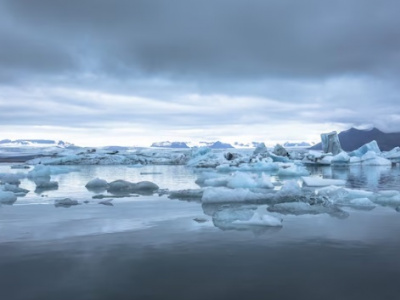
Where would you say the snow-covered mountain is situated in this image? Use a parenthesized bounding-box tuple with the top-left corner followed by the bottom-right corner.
(0, 139, 75, 148)
(233, 142, 261, 148)
(283, 142, 312, 148)
(150, 141, 190, 148)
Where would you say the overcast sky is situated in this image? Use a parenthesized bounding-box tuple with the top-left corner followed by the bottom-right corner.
(1, 0, 399, 146)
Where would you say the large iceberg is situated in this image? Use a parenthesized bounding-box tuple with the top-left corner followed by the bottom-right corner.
(321, 131, 342, 155)
(349, 140, 381, 157)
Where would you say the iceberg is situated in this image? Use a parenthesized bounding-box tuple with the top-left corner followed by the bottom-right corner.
(321, 131, 342, 155)
(349, 140, 381, 157)
(107, 180, 159, 195)
(99, 199, 114, 206)
(272, 144, 289, 157)
(267, 202, 349, 218)
(0, 190, 17, 204)
(331, 151, 350, 165)
(3, 183, 29, 196)
(360, 151, 391, 166)
(168, 189, 204, 201)
(253, 143, 269, 155)
(303, 151, 333, 165)
(226, 172, 274, 189)
(54, 198, 79, 207)
(85, 178, 109, 190)
(0, 173, 25, 185)
(201, 187, 272, 204)
(277, 163, 309, 177)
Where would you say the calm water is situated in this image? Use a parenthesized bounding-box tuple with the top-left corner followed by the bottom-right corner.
(1, 164, 400, 300)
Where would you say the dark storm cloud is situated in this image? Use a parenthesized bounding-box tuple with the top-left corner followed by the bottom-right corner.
(1, 0, 400, 80)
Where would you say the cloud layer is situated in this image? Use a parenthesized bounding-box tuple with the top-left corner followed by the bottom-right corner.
(0, 0, 399, 145)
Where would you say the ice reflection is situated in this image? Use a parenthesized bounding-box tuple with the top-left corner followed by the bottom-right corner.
(308, 165, 400, 192)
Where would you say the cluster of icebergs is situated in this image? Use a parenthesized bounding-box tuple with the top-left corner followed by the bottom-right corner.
(2, 132, 400, 233)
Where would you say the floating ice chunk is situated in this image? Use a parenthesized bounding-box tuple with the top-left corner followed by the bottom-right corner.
(267, 202, 348, 218)
(349, 140, 381, 157)
(99, 199, 114, 206)
(331, 151, 350, 165)
(0, 190, 17, 204)
(107, 180, 135, 193)
(0, 173, 25, 185)
(28, 165, 79, 178)
(233, 211, 282, 227)
(227, 172, 273, 189)
(273, 144, 289, 157)
(253, 143, 269, 155)
(195, 171, 221, 185)
(168, 189, 204, 201)
(302, 176, 346, 187)
(10, 164, 30, 169)
(276, 180, 302, 198)
(321, 131, 342, 155)
(374, 190, 400, 206)
(135, 181, 159, 192)
(277, 163, 309, 177)
(384, 147, 400, 162)
(349, 198, 376, 207)
(349, 156, 361, 164)
(361, 151, 391, 166)
(316, 186, 374, 203)
(202, 187, 270, 204)
(34, 177, 59, 189)
(237, 161, 279, 172)
(107, 179, 159, 194)
(85, 178, 108, 189)
(203, 176, 230, 187)
(3, 184, 29, 195)
(54, 198, 79, 207)
(269, 153, 291, 163)
(303, 151, 333, 165)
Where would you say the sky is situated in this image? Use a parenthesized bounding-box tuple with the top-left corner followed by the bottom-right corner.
(0, 0, 399, 147)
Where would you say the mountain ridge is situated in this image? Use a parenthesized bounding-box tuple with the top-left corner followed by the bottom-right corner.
(310, 127, 400, 151)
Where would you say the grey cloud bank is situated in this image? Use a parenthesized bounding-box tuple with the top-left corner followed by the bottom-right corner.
(0, 0, 399, 145)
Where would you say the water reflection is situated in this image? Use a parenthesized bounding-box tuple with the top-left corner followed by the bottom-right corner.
(307, 165, 400, 192)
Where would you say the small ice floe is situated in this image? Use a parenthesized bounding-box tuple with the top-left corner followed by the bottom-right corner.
(3, 184, 29, 196)
(85, 178, 108, 192)
(33, 177, 59, 192)
(193, 218, 209, 223)
(277, 163, 309, 177)
(0, 173, 25, 185)
(168, 189, 204, 201)
(99, 199, 114, 206)
(0, 190, 17, 205)
(54, 198, 79, 208)
(10, 164, 30, 169)
(302, 176, 346, 187)
(107, 180, 159, 195)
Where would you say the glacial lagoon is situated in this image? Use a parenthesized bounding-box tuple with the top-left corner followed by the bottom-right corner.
(1, 163, 400, 300)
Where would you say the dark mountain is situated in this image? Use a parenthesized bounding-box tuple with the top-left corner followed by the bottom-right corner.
(310, 128, 400, 152)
